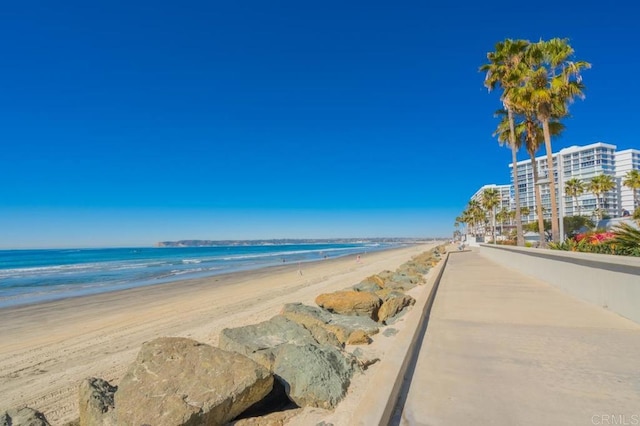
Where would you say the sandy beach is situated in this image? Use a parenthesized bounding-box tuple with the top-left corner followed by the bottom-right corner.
(0, 242, 438, 425)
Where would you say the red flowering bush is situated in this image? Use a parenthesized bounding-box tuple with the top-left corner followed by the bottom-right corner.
(551, 224, 640, 257)
(574, 231, 615, 244)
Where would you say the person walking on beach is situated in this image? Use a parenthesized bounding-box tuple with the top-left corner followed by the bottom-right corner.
(356, 255, 361, 263)
(297, 262, 303, 276)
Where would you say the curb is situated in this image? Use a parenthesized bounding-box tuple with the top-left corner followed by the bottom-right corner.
(351, 249, 451, 425)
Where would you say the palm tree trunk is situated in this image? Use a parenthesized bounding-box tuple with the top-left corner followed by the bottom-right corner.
(542, 118, 560, 242)
(531, 153, 546, 248)
(492, 207, 497, 244)
(574, 195, 580, 216)
(507, 107, 524, 246)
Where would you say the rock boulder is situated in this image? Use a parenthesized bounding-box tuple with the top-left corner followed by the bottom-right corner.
(378, 294, 416, 324)
(115, 337, 273, 426)
(315, 290, 382, 320)
(219, 315, 317, 369)
(1, 408, 50, 426)
(273, 343, 357, 409)
(281, 303, 379, 345)
(78, 377, 117, 426)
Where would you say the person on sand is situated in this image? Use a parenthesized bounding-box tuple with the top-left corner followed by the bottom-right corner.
(356, 255, 361, 263)
(297, 262, 303, 276)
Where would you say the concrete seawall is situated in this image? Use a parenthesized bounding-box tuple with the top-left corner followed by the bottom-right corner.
(478, 244, 640, 324)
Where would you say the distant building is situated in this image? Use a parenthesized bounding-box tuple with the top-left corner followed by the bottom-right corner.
(615, 149, 640, 215)
(509, 142, 618, 222)
(470, 184, 512, 211)
(469, 143, 640, 234)
(469, 184, 513, 238)
(558, 143, 618, 218)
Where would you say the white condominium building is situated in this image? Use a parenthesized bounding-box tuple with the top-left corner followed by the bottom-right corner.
(615, 149, 640, 215)
(470, 184, 512, 212)
(509, 142, 618, 222)
(559, 143, 617, 218)
(469, 184, 513, 236)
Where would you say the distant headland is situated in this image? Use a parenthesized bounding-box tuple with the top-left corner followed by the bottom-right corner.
(156, 238, 435, 247)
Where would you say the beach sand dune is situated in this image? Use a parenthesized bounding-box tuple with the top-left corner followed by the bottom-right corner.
(0, 243, 436, 424)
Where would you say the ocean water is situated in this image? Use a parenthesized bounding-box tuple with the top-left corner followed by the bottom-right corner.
(0, 243, 397, 309)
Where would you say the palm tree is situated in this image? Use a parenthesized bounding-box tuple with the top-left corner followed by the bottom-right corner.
(461, 210, 474, 236)
(463, 200, 485, 237)
(481, 39, 529, 247)
(525, 38, 591, 242)
(623, 169, 640, 211)
(610, 223, 640, 256)
(565, 178, 585, 216)
(494, 108, 563, 248)
(520, 206, 531, 218)
(588, 174, 616, 220)
(481, 188, 500, 244)
(496, 207, 510, 239)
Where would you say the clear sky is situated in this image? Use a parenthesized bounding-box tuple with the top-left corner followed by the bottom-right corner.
(1, 1, 638, 248)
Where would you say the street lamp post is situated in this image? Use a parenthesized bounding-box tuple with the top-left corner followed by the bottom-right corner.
(536, 177, 550, 247)
(537, 176, 565, 244)
(558, 189, 565, 242)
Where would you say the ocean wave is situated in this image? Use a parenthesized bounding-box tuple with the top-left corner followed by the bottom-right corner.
(0, 260, 168, 279)
(0, 243, 395, 308)
(218, 246, 360, 261)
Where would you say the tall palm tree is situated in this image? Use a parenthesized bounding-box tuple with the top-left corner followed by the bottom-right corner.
(524, 120, 564, 248)
(588, 174, 616, 220)
(494, 109, 563, 248)
(481, 39, 529, 247)
(623, 169, 640, 211)
(565, 178, 585, 216)
(481, 188, 500, 244)
(525, 38, 591, 242)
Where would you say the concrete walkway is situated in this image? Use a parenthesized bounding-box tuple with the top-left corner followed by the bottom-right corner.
(397, 250, 640, 426)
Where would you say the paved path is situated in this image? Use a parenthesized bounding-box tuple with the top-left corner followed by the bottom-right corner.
(398, 249, 640, 426)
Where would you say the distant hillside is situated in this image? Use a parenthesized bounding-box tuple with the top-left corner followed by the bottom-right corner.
(156, 238, 432, 247)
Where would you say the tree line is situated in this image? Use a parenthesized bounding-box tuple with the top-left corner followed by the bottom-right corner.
(455, 38, 640, 246)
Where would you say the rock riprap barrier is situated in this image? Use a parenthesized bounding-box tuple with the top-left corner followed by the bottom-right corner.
(3, 245, 447, 426)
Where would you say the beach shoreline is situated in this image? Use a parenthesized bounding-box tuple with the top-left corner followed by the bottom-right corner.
(0, 242, 439, 424)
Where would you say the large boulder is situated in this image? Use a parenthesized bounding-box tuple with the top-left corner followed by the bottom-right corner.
(230, 408, 303, 426)
(397, 264, 428, 282)
(375, 288, 407, 302)
(115, 337, 273, 426)
(315, 290, 382, 320)
(378, 294, 416, 324)
(378, 270, 420, 291)
(386, 281, 417, 292)
(303, 322, 343, 348)
(281, 303, 379, 345)
(78, 377, 117, 426)
(0, 408, 50, 426)
(273, 343, 357, 409)
(219, 315, 317, 369)
(402, 261, 431, 275)
(352, 275, 384, 292)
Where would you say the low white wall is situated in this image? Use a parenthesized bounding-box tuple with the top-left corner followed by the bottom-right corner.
(478, 244, 640, 324)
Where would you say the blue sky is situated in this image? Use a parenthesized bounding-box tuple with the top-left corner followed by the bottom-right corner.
(1, 1, 638, 248)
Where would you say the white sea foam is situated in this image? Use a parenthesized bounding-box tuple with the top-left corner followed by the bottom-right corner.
(0, 243, 395, 309)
